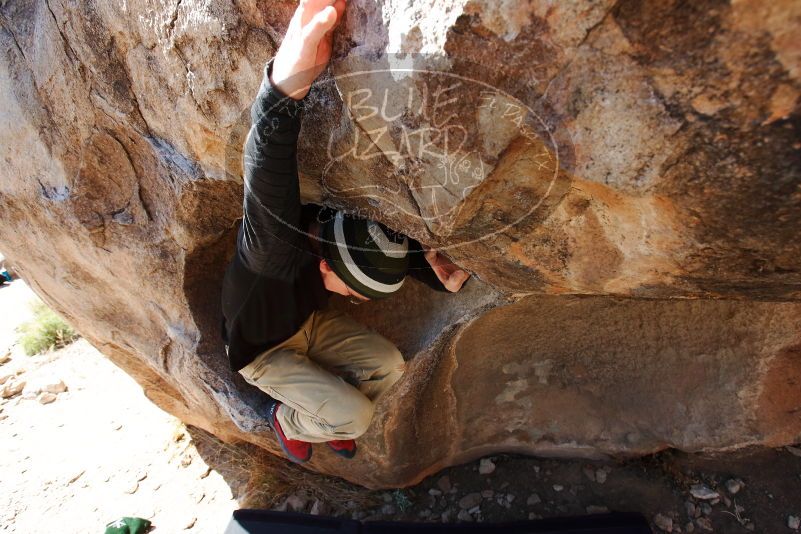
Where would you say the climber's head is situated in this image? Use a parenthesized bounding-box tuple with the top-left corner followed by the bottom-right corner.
(317, 260, 370, 302)
(315, 210, 409, 301)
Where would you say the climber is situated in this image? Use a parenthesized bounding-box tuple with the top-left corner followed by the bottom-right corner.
(220, 0, 469, 465)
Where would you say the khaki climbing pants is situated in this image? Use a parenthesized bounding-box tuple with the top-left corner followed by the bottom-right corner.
(238, 308, 405, 443)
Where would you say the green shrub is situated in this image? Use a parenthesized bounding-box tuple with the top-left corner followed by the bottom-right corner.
(19, 302, 79, 356)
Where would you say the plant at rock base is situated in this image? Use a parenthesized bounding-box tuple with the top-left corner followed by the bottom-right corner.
(19, 302, 79, 356)
(393, 489, 413, 512)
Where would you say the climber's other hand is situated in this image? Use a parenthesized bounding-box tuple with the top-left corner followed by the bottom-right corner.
(271, 0, 346, 100)
(423, 247, 470, 293)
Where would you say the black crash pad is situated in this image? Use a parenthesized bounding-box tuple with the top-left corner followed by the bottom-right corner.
(224, 510, 652, 534)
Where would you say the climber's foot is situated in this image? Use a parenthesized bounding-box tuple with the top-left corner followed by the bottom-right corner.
(326, 439, 357, 459)
(266, 401, 312, 464)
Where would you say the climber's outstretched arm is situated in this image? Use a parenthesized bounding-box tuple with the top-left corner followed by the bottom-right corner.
(237, 0, 345, 279)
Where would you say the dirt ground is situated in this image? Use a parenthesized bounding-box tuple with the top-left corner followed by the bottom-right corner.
(351, 448, 801, 532)
(202, 431, 801, 533)
(0, 280, 236, 533)
(3, 278, 801, 534)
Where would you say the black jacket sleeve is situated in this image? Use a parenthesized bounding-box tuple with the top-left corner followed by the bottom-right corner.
(221, 61, 330, 371)
(238, 60, 306, 280)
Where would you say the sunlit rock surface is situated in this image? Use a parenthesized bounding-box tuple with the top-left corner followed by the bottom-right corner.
(0, 0, 799, 487)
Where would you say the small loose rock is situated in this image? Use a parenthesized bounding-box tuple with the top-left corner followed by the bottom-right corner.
(309, 499, 326, 515)
(286, 494, 307, 512)
(478, 458, 496, 475)
(654, 513, 673, 532)
(788, 515, 800, 531)
(43, 380, 67, 394)
(1, 380, 25, 398)
(37, 392, 57, 404)
(456, 509, 473, 522)
(595, 469, 608, 484)
(690, 484, 719, 501)
(725, 478, 743, 494)
(23, 377, 67, 398)
(527, 493, 541, 506)
(685, 501, 697, 518)
(458, 493, 482, 510)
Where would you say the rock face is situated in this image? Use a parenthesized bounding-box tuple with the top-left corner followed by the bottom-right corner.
(1, 0, 799, 488)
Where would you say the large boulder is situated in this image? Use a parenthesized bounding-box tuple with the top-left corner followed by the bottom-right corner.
(0, 0, 799, 487)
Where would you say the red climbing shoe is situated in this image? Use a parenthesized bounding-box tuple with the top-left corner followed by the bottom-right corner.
(266, 401, 312, 464)
(326, 439, 357, 459)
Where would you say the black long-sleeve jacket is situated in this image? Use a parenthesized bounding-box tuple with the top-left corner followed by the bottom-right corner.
(221, 61, 445, 372)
